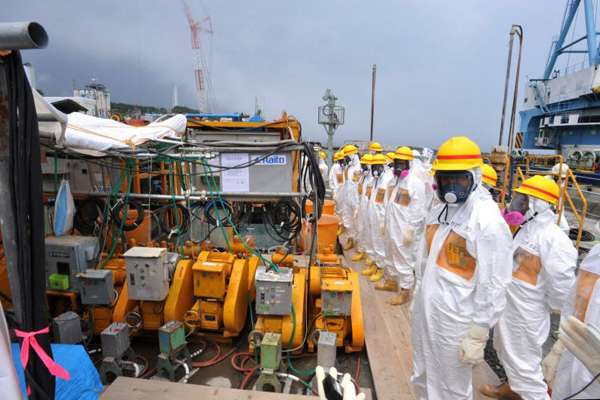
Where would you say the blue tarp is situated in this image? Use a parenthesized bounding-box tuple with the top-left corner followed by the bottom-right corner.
(11, 343, 103, 399)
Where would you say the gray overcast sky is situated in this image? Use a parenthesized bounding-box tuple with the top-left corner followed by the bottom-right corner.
(4, 1, 581, 149)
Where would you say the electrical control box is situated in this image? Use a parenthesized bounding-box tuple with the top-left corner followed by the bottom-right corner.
(124, 247, 169, 301)
(78, 269, 114, 305)
(52, 311, 83, 344)
(101, 322, 130, 359)
(317, 331, 338, 369)
(322, 279, 353, 317)
(255, 266, 293, 316)
(260, 332, 282, 372)
(45, 235, 100, 292)
(158, 321, 186, 355)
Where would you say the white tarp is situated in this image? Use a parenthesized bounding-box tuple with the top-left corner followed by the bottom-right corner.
(62, 112, 187, 155)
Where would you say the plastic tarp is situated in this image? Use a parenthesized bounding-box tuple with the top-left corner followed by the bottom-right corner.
(63, 112, 187, 155)
(11, 343, 103, 399)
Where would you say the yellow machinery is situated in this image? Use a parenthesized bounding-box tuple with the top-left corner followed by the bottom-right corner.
(308, 252, 364, 353)
(248, 249, 306, 353)
(183, 251, 252, 339)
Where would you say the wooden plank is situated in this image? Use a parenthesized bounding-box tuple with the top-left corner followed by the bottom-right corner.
(343, 250, 501, 400)
(345, 252, 415, 400)
(102, 377, 373, 400)
(101, 377, 315, 400)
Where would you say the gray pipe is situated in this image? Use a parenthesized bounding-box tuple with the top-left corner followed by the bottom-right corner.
(0, 22, 48, 50)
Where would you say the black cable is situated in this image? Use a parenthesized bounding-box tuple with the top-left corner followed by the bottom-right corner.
(110, 198, 145, 231)
(156, 203, 190, 236)
(5, 50, 55, 399)
(74, 198, 106, 235)
(204, 199, 233, 227)
(562, 370, 600, 399)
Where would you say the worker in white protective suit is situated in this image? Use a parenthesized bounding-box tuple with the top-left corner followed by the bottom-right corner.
(363, 153, 395, 282)
(329, 151, 344, 211)
(480, 175, 577, 400)
(351, 153, 374, 262)
(318, 151, 329, 184)
(411, 136, 513, 400)
(368, 141, 383, 155)
(338, 144, 360, 251)
(481, 163, 499, 202)
(542, 243, 600, 399)
(377, 147, 434, 306)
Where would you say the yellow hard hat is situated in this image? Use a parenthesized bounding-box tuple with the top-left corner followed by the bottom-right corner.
(514, 175, 560, 206)
(360, 153, 374, 165)
(481, 164, 498, 188)
(343, 144, 358, 156)
(385, 152, 395, 162)
(393, 146, 414, 161)
(369, 142, 383, 152)
(432, 136, 483, 171)
(371, 153, 387, 165)
(333, 151, 342, 161)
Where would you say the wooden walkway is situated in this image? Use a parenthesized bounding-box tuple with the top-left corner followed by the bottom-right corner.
(343, 249, 500, 400)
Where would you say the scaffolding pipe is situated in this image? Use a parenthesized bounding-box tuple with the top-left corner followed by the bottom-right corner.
(0, 22, 48, 50)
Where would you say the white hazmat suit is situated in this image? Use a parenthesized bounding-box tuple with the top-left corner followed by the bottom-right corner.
(367, 166, 394, 268)
(329, 161, 344, 213)
(382, 158, 434, 289)
(547, 244, 600, 399)
(354, 168, 373, 256)
(339, 154, 360, 246)
(411, 170, 513, 400)
(493, 198, 577, 400)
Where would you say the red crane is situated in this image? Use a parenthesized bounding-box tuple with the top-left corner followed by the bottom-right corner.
(181, 0, 213, 112)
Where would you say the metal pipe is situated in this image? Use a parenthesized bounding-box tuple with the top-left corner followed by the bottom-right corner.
(498, 28, 516, 146)
(77, 191, 306, 200)
(507, 25, 524, 154)
(369, 64, 376, 142)
(583, 0, 599, 66)
(0, 22, 48, 50)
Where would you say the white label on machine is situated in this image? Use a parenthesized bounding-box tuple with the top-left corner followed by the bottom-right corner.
(221, 153, 250, 192)
(255, 154, 287, 166)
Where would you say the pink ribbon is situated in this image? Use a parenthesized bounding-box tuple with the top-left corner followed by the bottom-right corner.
(15, 327, 70, 395)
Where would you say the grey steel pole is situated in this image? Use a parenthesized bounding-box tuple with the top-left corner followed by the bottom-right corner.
(499, 28, 516, 146)
(370, 64, 376, 141)
(508, 25, 524, 154)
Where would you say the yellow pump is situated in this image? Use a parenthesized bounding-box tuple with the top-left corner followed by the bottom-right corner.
(184, 251, 251, 338)
(308, 253, 364, 353)
(249, 249, 306, 353)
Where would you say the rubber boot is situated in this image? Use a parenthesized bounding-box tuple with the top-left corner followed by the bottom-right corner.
(342, 238, 354, 250)
(375, 279, 398, 292)
(361, 265, 377, 276)
(351, 251, 364, 261)
(337, 225, 345, 236)
(364, 256, 375, 267)
(478, 383, 522, 400)
(369, 268, 384, 282)
(388, 289, 411, 306)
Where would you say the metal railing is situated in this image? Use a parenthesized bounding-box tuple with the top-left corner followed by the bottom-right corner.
(520, 155, 588, 248)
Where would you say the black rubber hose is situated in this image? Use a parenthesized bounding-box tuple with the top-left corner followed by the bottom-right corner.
(74, 198, 106, 235)
(110, 198, 145, 231)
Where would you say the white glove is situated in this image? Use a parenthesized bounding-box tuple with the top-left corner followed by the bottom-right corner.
(542, 338, 565, 387)
(316, 366, 366, 400)
(402, 228, 414, 246)
(458, 324, 489, 365)
(561, 316, 600, 377)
